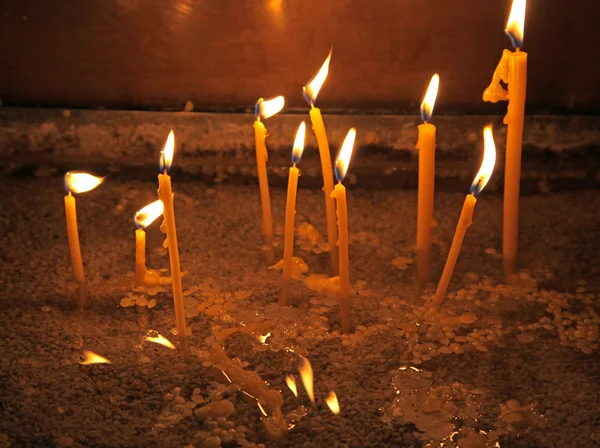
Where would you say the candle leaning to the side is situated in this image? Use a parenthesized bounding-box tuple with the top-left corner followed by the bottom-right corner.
(433, 126, 497, 309)
(483, 0, 527, 278)
(63, 171, 104, 309)
(156, 130, 189, 358)
(331, 128, 357, 333)
(254, 96, 285, 265)
(280, 122, 307, 305)
(416, 74, 440, 284)
(303, 49, 339, 275)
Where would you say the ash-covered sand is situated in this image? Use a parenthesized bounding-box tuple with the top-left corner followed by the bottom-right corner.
(0, 177, 599, 448)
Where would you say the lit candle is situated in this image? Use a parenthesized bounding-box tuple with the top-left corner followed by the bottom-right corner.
(156, 130, 189, 358)
(416, 74, 440, 284)
(63, 171, 104, 309)
(483, 0, 527, 277)
(134, 199, 164, 286)
(331, 128, 357, 333)
(254, 96, 285, 265)
(280, 121, 307, 306)
(433, 126, 497, 308)
(303, 49, 339, 275)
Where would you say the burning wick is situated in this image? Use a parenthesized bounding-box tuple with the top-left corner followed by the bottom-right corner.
(79, 350, 111, 365)
(254, 95, 285, 265)
(145, 332, 175, 349)
(298, 356, 315, 404)
(285, 375, 299, 397)
(63, 171, 104, 309)
(325, 391, 340, 415)
(432, 125, 497, 308)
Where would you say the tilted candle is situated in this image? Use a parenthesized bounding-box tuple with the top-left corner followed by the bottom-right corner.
(483, 0, 527, 278)
(303, 49, 339, 275)
(280, 121, 306, 306)
(331, 128, 357, 333)
(63, 171, 104, 309)
(416, 74, 440, 284)
(156, 130, 189, 358)
(134, 199, 164, 286)
(254, 96, 285, 265)
(433, 126, 497, 309)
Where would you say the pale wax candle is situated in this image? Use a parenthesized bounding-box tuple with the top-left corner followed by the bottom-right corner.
(483, 0, 527, 277)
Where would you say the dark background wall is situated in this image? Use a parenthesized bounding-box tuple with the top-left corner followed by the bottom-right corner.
(0, 0, 598, 114)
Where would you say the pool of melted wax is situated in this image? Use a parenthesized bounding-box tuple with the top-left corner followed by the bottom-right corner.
(382, 367, 542, 448)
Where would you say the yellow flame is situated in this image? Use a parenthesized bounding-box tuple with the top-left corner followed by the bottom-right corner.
(506, 0, 526, 46)
(325, 391, 340, 414)
(257, 401, 268, 417)
(258, 96, 285, 119)
(145, 333, 175, 349)
(303, 49, 332, 103)
(135, 200, 164, 229)
(285, 375, 298, 397)
(292, 121, 306, 162)
(335, 128, 357, 181)
(160, 130, 176, 171)
(471, 125, 497, 194)
(64, 172, 104, 194)
(298, 356, 314, 404)
(257, 332, 271, 344)
(420, 74, 440, 121)
(79, 350, 111, 365)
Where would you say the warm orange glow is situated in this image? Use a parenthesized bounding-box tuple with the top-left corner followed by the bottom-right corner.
(64, 172, 104, 194)
(257, 401, 268, 417)
(420, 74, 440, 122)
(470, 125, 497, 195)
(285, 375, 298, 397)
(325, 391, 340, 414)
(79, 350, 111, 365)
(145, 333, 176, 349)
(257, 332, 271, 344)
(505, 0, 526, 48)
(257, 96, 285, 120)
(303, 49, 332, 104)
(334, 128, 357, 181)
(292, 121, 306, 163)
(135, 200, 164, 229)
(298, 356, 314, 404)
(160, 130, 176, 172)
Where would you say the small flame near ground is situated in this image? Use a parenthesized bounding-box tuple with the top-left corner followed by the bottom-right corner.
(325, 391, 340, 414)
(286, 375, 299, 397)
(298, 356, 315, 404)
(145, 333, 176, 349)
(79, 350, 111, 365)
(257, 401, 268, 417)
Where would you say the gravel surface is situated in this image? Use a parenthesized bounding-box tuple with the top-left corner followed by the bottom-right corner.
(0, 176, 598, 448)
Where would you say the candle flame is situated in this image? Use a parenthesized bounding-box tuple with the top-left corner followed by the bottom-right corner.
(303, 49, 332, 104)
(334, 128, 357, 182)
(505, 0, 526, 49)
(420, 74, 440, 122)
(470, 125, 497, 195)
(256, 96, 285, 120)
(79, 350, 111, 365)
(159, 130, 176, 172)
(257, 401, 268, 417)
(298, 356, 315, 404)
(145, 333, 176, 349)
(135, 200, 164, 229)
(292, 121, 306, 164)
(285, 375, 298, 397)
(325, 391, 340, 414)
(64, 172, 104, 194)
